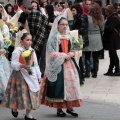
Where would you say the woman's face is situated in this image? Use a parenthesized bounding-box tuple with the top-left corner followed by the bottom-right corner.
(31, 3, 38, 10)
(8, 6, 12, 13)
(44, 2, 47, 7)
(59, 6, 64, 12)
(54, 5, 59, 11)
(21, 35, 32, 48)
(79, 2, 84, 8)
(0, 7, 3, 13)
(58, 19, 68, 34)
(71, 8, 77, 15)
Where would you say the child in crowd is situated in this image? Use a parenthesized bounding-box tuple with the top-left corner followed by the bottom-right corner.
(1, 32, 41, 120)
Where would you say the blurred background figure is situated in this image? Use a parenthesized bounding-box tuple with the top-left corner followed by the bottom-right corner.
(5, 4, 15, 19)
(83, 0, 92, 15)
(31, 0, 40, 11)
(103, 5, 120, 76)
(84, 5, 104, 78)
(71, 3, 88, 83)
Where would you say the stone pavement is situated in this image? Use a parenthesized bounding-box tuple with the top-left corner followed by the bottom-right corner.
(0, 51, 120, 120)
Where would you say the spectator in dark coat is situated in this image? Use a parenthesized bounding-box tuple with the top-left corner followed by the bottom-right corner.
(103, 5, 120, 76)
(71, 3, 89, 85)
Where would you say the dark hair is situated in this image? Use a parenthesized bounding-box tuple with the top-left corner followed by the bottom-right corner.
(85, 0, 92, 3)
(94, 0, 102, 7)
(17, 0, 23, 6)
(54, 2, 59, 6)
(18, 26, 24, 31)
(59, 4, 64, 9)
(31, 0, 40, 11)
(21, 33, 31, 41)
(58, 17, 67, 25)
(113, 3, 118, 10)
(68, 1, 72, 8)
(71, 3, 83, 14)
(0, 13, 2, 19)
(0, 6, 3, 9)
(45, 5, 54, 22)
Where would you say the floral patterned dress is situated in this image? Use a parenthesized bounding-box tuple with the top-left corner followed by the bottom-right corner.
(0, 55, 11, 100)
(0, 31, 11, 101)
(1, 47, 41, 110)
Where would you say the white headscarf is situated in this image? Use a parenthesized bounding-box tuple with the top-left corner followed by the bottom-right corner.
(9, 6, 23, 26)
(0, 4, 9, 22)
(45, 15, 72, 82)
(15, 29, 27, 48)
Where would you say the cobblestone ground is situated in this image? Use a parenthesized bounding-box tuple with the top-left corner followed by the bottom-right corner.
(0, 51, 120, 120)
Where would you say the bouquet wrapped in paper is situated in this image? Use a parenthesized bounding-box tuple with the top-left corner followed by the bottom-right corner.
(70, 30, 83, 51)
(21, 49, 34, 75)
(70, 30, 83, 65)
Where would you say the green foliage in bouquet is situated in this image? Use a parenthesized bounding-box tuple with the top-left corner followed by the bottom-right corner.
(2, 31, 12, 53)
(71, 36, 83, 51)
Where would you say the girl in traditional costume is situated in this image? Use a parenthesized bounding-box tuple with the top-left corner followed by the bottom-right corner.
(1, 32, 41, 120)
(41, 16, 82, 117)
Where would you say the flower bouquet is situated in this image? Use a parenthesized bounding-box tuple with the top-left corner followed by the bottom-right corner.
(7, 22, 18, 46)
(71, 36, 83, 51)
(2, 31, 12, 53)
(22, 49, 34, 75)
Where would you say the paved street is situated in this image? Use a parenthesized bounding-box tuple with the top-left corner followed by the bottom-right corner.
(0, 51, 120, 120)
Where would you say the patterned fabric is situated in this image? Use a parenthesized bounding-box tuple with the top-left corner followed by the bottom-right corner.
(28, 9, 48, 52)
(0, 55, 11, 100)
(1, 71, 40, 110)
(40, 75, 82, 109)
(64, 60, 82, 101)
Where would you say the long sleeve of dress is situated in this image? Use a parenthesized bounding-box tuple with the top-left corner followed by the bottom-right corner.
(2, 24, 10, 39)
(11, 49, 21, 71)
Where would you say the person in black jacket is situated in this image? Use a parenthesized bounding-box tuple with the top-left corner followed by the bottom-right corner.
(71, 4, 89, 47)
(71, 3, 89, 85)
(103, 5, 120, 76)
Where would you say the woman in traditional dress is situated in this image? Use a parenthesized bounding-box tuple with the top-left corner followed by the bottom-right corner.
(41, 16, 82, 117)
(0, 4, 9, 21)
(0, 17, 11, 103)
(1, 32, 41, 120)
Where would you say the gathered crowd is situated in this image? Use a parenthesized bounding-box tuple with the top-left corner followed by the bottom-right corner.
(0, 0, 120, 120)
